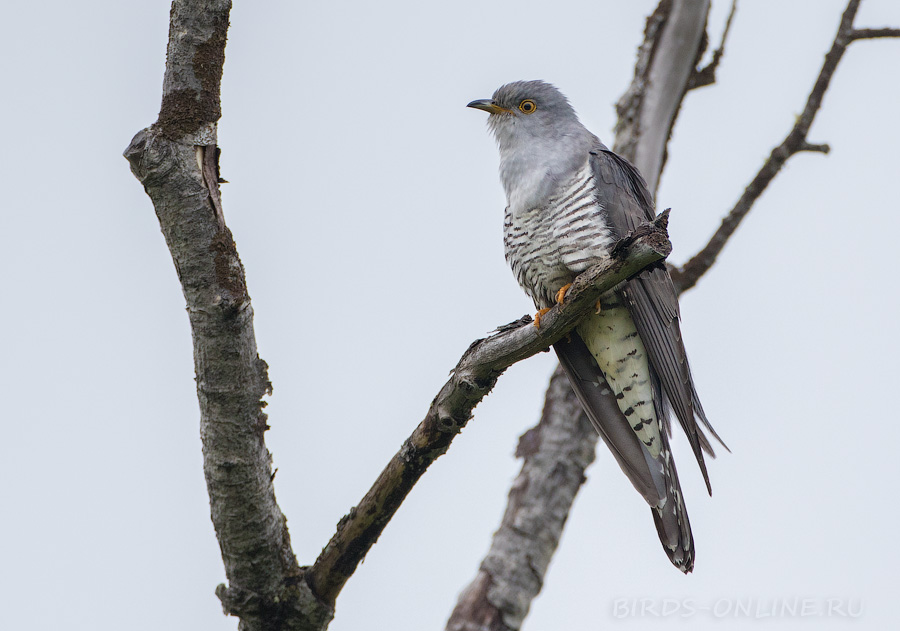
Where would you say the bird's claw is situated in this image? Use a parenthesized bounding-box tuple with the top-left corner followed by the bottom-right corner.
(534, 307, 552, 329)
(555, 283, 572, 305)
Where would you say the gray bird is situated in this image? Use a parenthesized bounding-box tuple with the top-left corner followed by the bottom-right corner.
(468, 80, 725, 573)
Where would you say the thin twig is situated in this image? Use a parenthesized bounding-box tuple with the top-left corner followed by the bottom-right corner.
(671, 0, 898, 294)
(306, 217, 672, 607)
(688, 0, 738, 90)
(850, 27, 900, 40)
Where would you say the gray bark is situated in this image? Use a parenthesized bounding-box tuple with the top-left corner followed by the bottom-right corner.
(614, 0, 710, 175)
(124, 1, 332, 629)
(446, 368, 597, 631)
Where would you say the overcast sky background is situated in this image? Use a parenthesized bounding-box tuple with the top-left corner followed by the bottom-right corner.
(2, 1, 899, 629)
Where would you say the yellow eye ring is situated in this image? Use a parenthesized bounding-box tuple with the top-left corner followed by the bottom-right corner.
(518, 99, 537, 114)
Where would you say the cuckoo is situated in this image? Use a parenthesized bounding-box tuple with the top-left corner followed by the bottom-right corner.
(468, 80, 725, 572)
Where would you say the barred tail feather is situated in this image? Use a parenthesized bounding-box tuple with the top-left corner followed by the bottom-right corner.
(650, 430, 694, 573)
(555, 333, 695, 572)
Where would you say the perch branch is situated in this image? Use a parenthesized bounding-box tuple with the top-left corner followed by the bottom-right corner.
(306, 216, 673, 608)
(671, 0, 900, 294)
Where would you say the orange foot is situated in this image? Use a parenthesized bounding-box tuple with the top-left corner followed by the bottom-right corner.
(555, 283, 573, 305)
(534, 307, 552, 329)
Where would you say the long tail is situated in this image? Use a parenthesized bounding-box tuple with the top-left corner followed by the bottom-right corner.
(555, 332, 694, 572)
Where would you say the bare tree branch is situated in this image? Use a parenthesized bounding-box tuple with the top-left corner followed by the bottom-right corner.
(849, 27, 900, 40)
(446, 368, 598, 631)
(307, 217, 673, 608)
(124, 2, 332, 629)
(446, 2, 711, 628)
(615, 0, 712, 189)
(688, 0, 738, 90)
(671, 0, 899, 294)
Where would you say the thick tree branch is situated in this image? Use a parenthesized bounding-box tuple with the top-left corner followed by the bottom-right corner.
(446, 368, 599, 631)
(671, 0, 899, 294)
(615, 0, 712, 188)
(125, 2, 332, 629)
(307, 217, 672, 607)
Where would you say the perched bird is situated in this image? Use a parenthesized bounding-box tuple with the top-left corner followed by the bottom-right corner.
(468, 80, 725, 572)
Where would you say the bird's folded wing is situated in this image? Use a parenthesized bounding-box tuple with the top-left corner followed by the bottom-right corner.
(589, 147, 727, 494)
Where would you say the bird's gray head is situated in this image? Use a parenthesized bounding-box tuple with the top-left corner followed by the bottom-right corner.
(468, 81, 595, 210)
(467, 80, 587, 150)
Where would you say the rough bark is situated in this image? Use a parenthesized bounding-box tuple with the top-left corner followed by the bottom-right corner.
(446, 368, 598, 631)
(447, 2, 711, 629)
(124, 1, 332, 629)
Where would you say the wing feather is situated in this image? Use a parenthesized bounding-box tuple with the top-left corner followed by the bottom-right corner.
(589, 147, 727, 494)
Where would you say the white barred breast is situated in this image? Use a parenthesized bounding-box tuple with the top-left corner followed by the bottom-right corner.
(503, 160, 615, 308)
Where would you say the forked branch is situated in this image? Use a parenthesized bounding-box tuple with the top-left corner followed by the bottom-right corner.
(688, 0, 738, 90)
(671, 0, 900, 294)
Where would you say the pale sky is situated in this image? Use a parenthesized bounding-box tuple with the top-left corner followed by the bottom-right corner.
(2, 1, 899, 629)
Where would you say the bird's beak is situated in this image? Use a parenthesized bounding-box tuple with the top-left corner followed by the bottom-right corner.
(467, 99, 512, 115)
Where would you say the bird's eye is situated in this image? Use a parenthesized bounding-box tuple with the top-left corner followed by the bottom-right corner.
(518, 99, 537, 114)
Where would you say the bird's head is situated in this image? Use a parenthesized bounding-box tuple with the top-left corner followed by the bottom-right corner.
(467, 80, 584, 149)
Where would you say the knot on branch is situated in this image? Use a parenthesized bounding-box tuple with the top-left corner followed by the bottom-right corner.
(438, 415, 465, 433)
(123, 129, 179, 188)
(215, 578, 334, 631)
(611, 209, 671, 259)
(432, 369, 500, 435)
(492, 315, 534, 333)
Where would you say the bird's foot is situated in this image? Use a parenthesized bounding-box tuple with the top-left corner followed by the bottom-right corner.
(594, 299, 603, 314)
(555, 283, 572, 305)
(534, 308, 552, 329)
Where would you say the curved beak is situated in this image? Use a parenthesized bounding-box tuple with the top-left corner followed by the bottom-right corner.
(467, 99, 512, 115)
